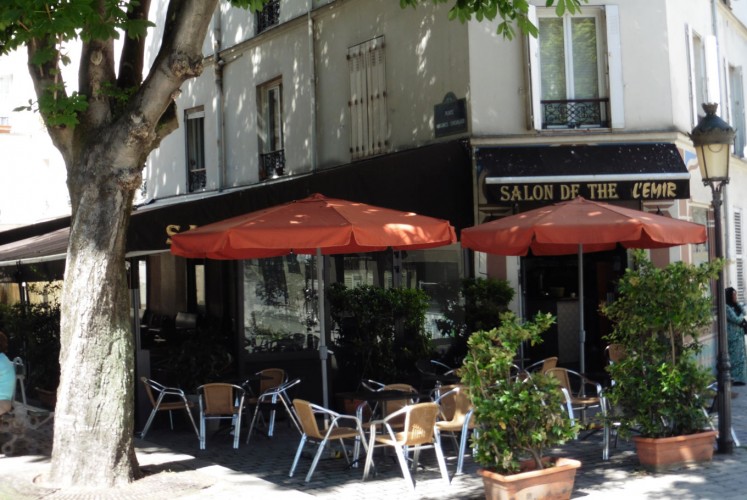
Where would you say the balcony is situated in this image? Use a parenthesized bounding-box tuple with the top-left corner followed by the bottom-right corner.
(260, 150, 285, 180)
(541, 98, 610, 129)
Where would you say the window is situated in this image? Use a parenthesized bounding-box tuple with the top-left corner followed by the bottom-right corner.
(256, 0, 280, 34)
(528, 5, 623, 130)
(257, 79, 285, 180)
(185, 107, 206, 192)
(348, 36, 388, 159)
(729, 66, 745, 157)
(188, 262, 206, 313)
(0, 75, 11, 132)
(686, 27, 718, 126)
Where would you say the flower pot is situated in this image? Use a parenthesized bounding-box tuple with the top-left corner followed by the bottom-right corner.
(477, 457, 581, 500)
(632, 430, 717, 472)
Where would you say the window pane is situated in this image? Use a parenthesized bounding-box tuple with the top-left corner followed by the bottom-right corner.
(138, 260, 147, 309)
(571, 18, 599, 99)
(186, 116, 205, 171)
(539, 18, 566, 100)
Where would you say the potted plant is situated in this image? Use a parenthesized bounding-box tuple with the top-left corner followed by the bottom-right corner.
(460, 311, 580, 500)
(600, 250, 723, 471)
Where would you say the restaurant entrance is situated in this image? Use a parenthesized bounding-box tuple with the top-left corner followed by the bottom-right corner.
(522, 246, 627, 379)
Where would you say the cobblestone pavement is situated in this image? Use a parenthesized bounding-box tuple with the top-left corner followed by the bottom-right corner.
(1, 384, 745, 499)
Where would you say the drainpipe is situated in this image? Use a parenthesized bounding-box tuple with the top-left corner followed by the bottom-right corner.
(711, 0, 731, 273)
(214, 7, 227, 191)
(308, 10, 318, 173)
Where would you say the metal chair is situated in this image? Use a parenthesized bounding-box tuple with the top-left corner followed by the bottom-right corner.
(525, 356, 558, 374)
(289, 399, 368, 482)
(546, 367, 609, 459)
(433, 384, 474, 477)
(363, 402, 450, 490)
(197, 383, 245, 449)
(139, 376, 198, 439)
(12, 357, 27, 407)
(246, 377, 302, 443)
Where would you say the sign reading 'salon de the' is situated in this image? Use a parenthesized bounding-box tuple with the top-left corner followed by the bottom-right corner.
(492, 180, 684, 203)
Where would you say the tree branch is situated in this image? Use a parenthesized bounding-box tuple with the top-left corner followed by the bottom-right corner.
(117, 0, 151, 90)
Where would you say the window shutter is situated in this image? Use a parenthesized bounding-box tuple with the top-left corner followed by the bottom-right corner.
(736, 210, 744, 301)
(367, 36, 387, 156)
(527, 5, 542, 131)
(686, 25, 698, 127)
(704, 35, 720, 106)
(605, 5, 624, 129)
(348, 43, 367, 159)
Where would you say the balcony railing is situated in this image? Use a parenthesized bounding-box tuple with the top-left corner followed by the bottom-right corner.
(260, 149, 285, 180)
(188, 168, 206, 192)
(541, 98, 610, 129)
(256, 0, 280, 34)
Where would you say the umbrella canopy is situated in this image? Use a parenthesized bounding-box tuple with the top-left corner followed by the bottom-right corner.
(170, 193, 457, 408)
(461, 196, 707, 374)
(170, 193, 457, 259)
(461, 196, 707, 256)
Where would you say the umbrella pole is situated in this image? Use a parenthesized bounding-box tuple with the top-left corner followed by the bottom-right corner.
(317, 248, 329, 409)
(578, 244, 586, 377)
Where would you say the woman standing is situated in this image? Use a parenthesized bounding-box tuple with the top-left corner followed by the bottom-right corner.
(725, 287, 747, 386)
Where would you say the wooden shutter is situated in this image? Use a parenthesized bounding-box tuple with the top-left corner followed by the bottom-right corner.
(735, 210, 744, 301)
(605, 5, 624, 129)
(527, 5, 542, 131)
(348, 36, 387, 160)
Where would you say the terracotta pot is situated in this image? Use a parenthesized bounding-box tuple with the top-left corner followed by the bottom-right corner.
(632, 430, 717, 472)
(477, 457, 581, 500)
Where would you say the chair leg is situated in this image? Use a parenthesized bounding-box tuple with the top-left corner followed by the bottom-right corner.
(289, 434, 308, 477)
(434, 432, 450, 485)
(199, 414, 206, 450)
(392, 442, 416, 491)
(362, 431, 377, 481)
(168, 409, 174, 430)
(246, 404, 262, 444)
(305, 438, 329, 482)
(456, 428, 470, 475)
(232, 411, 242, 449)
(139, 408, 158, 439)
(183, 405, 200, 439)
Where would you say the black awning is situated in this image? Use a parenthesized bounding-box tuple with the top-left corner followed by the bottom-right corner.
(0, 139, 473, 278)
(477, 143, 690, 204)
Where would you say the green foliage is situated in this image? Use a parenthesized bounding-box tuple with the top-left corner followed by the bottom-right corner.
(601, 250, 723, 438)
(460, 311, 577, 473)
(399, 0, 586, 39)
(328, 284, 432, 390)
(0, 283, 61, 393)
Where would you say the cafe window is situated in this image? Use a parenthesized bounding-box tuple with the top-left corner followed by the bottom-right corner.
(348, 36, 388, 160)
(185, 107, 206, 192)
(527, 5, 623, 130)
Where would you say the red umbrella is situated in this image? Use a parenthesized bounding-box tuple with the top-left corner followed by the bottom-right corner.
(170, 193, 457, 407)
(461, 196, 707, 373)
(171, 193, 456, 259)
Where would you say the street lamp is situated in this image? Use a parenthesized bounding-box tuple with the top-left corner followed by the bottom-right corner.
(689, 102, 736, 454)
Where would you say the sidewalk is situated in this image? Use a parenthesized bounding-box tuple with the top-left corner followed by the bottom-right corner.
(1, 384, 746, 499)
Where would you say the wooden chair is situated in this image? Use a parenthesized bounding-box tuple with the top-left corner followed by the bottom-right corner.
(289, 399, 368, 482)
(433, 384, 474, 476)
(197, 383, 245, 449)
(139, 376, 198, 439)
(363, 402, 449, 490)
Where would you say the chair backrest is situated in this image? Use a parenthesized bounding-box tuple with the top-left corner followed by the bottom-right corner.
(541, 356, 558, 372)
(293, 399, 324, 440)
(141, 377, 160, 408)
(401, 402, 439, 446)
(259, 368, 286, 393)
(201, 383, 243, 416)
(545, 368, 572, 393)
(606, 343, 626, 364)
(436, 384, 472, 425)
(382, 383, 417, 416)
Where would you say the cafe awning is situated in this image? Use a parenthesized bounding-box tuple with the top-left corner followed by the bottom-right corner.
(478, 143, 691, 204)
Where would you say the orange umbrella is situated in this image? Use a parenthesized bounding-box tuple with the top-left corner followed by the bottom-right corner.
(461, 196, 707, 373)
(171, 193, 456, 259)
(461, 196, 707, 256)
(170, 193, 457, 407)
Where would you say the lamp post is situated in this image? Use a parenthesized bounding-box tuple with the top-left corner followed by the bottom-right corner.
(689, 102, 736, 454)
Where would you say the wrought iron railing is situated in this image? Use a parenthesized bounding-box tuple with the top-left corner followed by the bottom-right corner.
(256, 0, 280, 34)
(541, 98, 610, 129)
(188, 168, 206, 192)
(260, 149, 285, 180)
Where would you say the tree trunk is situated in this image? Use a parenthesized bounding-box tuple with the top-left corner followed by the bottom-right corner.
(47, 152, 139, 487)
